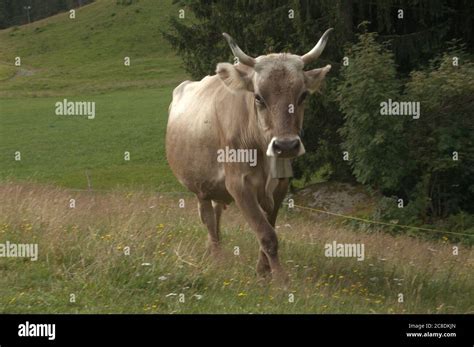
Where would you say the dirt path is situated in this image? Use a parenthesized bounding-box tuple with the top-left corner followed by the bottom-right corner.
(0, 62, 35, 81)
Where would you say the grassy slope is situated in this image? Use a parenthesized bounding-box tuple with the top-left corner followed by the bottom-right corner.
(0, 0, 186, 96)
(0, 183, 472, 314)
(0, 0, 188, 191)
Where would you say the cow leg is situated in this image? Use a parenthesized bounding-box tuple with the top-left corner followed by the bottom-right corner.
(227, 180, 287, 283)
(257, 179, 289, 278)
(212, 201, 225, 242)
(269, 179, 289, 224)
(197, 198, 220, 254)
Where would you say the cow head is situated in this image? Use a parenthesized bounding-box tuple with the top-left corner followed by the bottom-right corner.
(217, 29, 333, 159)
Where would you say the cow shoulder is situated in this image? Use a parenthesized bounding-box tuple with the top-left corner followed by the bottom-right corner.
(171, 80, 192, 101)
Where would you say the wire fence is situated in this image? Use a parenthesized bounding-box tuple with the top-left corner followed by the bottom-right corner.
(67, 187, 193, 195)
(6, 166, 470, 238)
(283, 202, 472, 238)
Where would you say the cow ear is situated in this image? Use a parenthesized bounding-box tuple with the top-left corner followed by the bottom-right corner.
(216, 63, 254, 92)
(304, 64, 331, 93)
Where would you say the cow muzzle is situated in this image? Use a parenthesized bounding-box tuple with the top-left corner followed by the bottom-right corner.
(266, 136, 306, 158)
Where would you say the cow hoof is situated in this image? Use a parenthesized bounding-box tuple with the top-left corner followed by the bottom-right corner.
(272, 270, 290, 289)
(256, 276, 271, 287)
(206, 243, 222, 258)
(256, 270, 272, 283)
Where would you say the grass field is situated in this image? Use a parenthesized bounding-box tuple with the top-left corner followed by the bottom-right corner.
(0, 0, 186, 97)
(0, 0, 472, 314)
(1, 88, 182, 191)
(0, 0, 187, 190)
(1, 182, 472, 314)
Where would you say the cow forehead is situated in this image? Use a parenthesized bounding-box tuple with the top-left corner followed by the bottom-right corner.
(255, 53, 304, 72)
(254, 54, 305, 95)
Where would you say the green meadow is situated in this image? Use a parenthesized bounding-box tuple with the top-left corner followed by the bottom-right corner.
(0, 0, 187, 190)
(0, 0, 186, 97)
(1, 88, 181, 191)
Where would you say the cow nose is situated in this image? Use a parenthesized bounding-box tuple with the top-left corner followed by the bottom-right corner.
(273, 139, 300, 153)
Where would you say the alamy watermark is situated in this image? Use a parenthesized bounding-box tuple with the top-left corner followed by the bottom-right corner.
(217, 146, 257, 167)
(0, 241, 38, 261)
(325, 241, 365, 261)
(18, 321, 55, 341)
(55, 98, 95, 119)
(380, 99, 420, 119)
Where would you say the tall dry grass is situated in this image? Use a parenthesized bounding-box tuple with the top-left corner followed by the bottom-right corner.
(0, 182, 472, 313)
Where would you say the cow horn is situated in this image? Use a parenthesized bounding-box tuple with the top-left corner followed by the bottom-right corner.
(301, 28, 333, 65)
(222, 33, 256, 67)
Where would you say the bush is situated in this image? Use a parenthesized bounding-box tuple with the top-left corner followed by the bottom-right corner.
(338, 32, 474, 238)
(337, 32, 407, 192)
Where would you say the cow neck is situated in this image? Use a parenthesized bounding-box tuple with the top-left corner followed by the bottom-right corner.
(227, 92, 267, 156)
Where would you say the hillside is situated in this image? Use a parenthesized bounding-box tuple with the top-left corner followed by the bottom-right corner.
(0, 0, 187, 97)
(0, 0, 190, 190)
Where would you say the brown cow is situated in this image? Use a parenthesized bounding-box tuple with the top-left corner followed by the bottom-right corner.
(166, 29, 333, 283)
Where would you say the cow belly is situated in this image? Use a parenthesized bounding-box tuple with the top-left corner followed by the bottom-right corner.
(167, 126, 230, 201)
(166, 79, 232, 202)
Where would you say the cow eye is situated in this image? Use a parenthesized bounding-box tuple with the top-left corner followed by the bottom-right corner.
(255, 94, 265, 107)
(298, 91, 309, 105)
